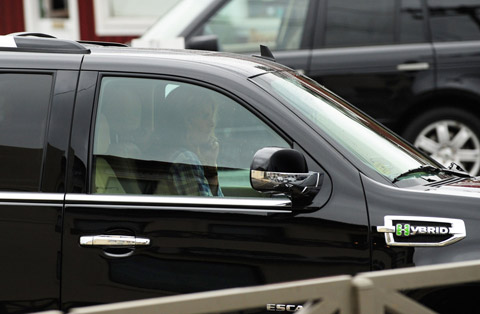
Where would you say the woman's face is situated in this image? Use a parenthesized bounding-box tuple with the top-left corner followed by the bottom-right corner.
(188, 103, 216, 143)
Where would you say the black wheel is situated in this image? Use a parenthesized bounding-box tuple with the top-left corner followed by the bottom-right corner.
(402, 108, 480, 176)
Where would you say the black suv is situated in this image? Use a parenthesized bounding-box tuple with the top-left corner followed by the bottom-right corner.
(0, 33, 479, 314)
(134, 0, 480, 175)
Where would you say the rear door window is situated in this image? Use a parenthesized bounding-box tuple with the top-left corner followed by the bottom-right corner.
(0, 73, 52, 191)
(325, 0, 425, 47)
(427, 0, 480, 42)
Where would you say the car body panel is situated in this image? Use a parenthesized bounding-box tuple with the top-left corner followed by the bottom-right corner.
(0, 193, 64, 313)
(0, 51, 83, 70)
(61, 56, 370, 308)
(364, 174, 480, 269)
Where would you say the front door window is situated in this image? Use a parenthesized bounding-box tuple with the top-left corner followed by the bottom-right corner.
(92, 77, 290, 197)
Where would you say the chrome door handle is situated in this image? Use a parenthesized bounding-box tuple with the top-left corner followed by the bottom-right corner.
(80, 235, 150, 246)
(396, 62, 430, 71)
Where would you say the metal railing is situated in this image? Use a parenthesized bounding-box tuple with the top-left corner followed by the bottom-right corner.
(39, 259, 480, 314)
(352, 258, 480, 314)
(68, 275, 352, 314)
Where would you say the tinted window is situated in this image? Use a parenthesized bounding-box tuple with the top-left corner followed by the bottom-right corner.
(399, 0, 425, 43)
(0, 74, 52, 191)
(92, 77, 289, 197)
(325, 0, 424, 47)
(428, 0, 480, 42)
(192, 0, 309, 52)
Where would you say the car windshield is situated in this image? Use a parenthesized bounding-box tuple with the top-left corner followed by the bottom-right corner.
(251, 71, 442, 182)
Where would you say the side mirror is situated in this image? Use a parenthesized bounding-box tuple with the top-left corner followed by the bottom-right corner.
(185, 35, 219, 51)
(250, 147, 322, 206)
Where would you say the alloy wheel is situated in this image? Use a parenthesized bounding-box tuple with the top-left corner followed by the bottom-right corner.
(414, 120, 480, 175)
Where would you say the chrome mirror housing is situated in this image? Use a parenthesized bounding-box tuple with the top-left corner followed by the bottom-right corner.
(251, 170, 320, 192)
(250, 147, 322, 205)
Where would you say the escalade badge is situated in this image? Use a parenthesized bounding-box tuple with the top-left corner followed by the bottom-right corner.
(377, 216, 466, 247)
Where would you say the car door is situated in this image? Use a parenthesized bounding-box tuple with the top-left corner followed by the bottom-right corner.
(309, 0, 434, 129)
(61, 71, 371, 309)
(0, 58, 80, 312)
(184, 0, 318, 73)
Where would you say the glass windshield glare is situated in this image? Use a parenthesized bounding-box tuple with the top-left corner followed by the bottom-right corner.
(252, 71, 441, 182)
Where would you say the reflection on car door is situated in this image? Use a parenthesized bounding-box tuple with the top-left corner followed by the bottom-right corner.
(61, 72, 371, 309)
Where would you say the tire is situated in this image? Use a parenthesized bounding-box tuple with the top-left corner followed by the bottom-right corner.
(402, 107, 480, 176)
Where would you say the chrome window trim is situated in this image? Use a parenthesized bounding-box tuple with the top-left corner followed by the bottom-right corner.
(0, 202, 63, 207)
(66, 194, 292, 213)
(0, 191, 64, 203)
(70, 204, 290, 214)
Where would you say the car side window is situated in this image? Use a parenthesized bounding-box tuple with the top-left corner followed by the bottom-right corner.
(92, 77, 290, 198)
(399, 0, 425, 44)
(0, 73, 52, 191)
(191, 0, 310, 53)
(325, 0, 424, 48)
(427, 0, 480, 42)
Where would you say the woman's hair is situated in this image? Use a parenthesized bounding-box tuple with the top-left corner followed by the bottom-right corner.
(156, 84, 218, 156)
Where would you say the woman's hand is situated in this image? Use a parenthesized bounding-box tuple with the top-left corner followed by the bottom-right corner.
(198, 135, 219, 167)
(198, 136, 220, 196)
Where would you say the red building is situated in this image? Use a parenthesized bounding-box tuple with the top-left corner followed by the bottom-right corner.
(0, 1, 25, 35)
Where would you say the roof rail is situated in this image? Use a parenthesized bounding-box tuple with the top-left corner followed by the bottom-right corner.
(78, 40, 128, 47)
(0, 33, 90, 54)
(9, 32, 57, 38)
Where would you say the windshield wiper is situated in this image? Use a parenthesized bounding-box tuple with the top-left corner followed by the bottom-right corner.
(392, 165, 471, 184)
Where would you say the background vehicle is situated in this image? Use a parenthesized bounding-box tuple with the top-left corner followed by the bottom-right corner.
(133, 0, 480, 176)
(1, 33, 480, 314)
